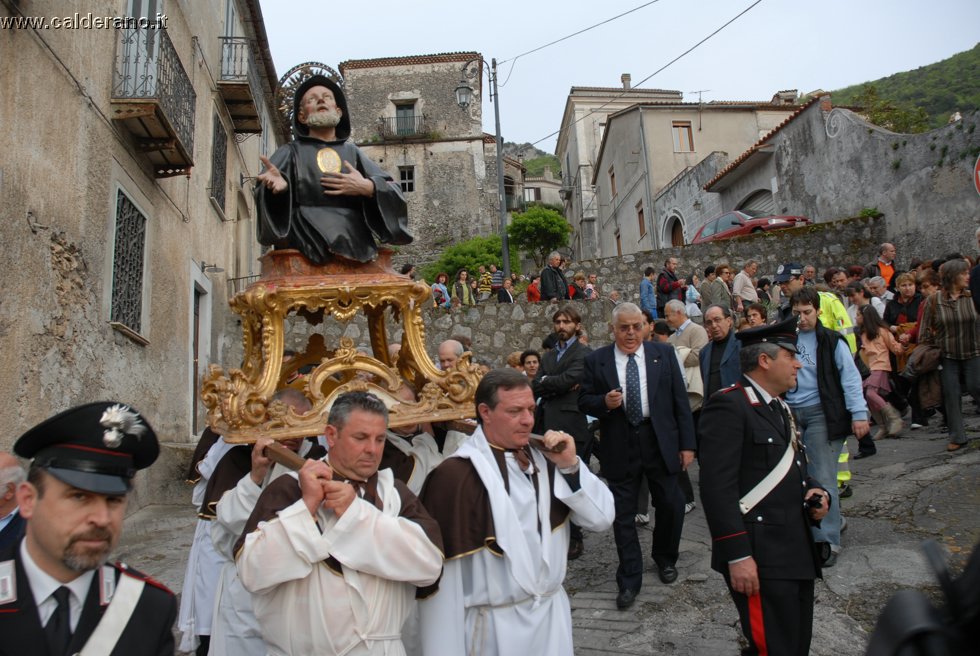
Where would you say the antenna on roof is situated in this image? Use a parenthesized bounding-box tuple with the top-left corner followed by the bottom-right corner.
(688, 90, 711, 131)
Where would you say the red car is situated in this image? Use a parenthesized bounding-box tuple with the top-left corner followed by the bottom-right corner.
(691, 210, 811, 244)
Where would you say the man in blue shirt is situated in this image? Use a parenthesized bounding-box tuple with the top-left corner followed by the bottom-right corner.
(785, 287, 869, 567)
(640, 267, 658, 320)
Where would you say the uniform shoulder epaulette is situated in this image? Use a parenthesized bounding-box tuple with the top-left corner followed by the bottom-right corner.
(114, 562, 174, 595)
(719, 383, 741, 394)
(721, 382, 761, 405)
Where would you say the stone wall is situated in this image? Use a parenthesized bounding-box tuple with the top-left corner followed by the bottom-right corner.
(341, 55, 502, 268)
(220, 215, 887, 375)
(572, 214, 887, 309)
(709, 103, 980, 260)
(0, 1, 279, 454)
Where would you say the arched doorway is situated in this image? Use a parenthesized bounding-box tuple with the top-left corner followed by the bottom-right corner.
(664, 215, 685, 246)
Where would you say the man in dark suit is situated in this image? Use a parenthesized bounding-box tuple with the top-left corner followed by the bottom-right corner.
(0, 452, 26, 550)
(533, 305, 593, 559)
(579, 302, 696, 609)
(1, 402, 177, 656)
(700, 304, 741, 398)
(540, 251, 569, 302)
(496, 277, 515, 303)
(699, 318, 830, 656)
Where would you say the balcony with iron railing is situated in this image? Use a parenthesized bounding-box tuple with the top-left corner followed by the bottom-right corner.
(378, 115, 429, 140)
(218, 36, 261, 133)
(110, 26, 196, 177)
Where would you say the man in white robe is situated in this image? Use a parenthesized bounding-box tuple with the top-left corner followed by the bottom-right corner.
(418, 368, 615, 655)
(210, 432, 323, 655)
(236, 391, 443, 656)
(177, 429, 236, 654)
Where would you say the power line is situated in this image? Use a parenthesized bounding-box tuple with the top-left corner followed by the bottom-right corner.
(529, 0, 763, 149)
(496, 0, 664, 86)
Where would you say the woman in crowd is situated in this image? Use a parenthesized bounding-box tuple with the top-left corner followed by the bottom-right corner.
(885, 272, 923, 335)
(431, 272, 451, 309)
(919, 260, 980, 452)
(745, 303, 768, 327)
(451, 269, 476, 306)
(520, 350, 540, 378)
(526, 274, 542, 303)
(884, 271, 925, 425)
(857, 305, 906, 439)
(685, 273, 703, 322)
(569, 272, 588, 300)
(469, 277, 481, 305)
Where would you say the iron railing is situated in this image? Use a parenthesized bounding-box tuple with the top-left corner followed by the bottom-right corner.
(227, 274, 260, 297)
(219, 36, 260, 94)
(112, 26, 196, 153)
(379, 115, 428, 139)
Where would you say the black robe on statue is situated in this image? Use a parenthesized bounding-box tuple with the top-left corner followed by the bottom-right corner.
(255, 74, 412, 264)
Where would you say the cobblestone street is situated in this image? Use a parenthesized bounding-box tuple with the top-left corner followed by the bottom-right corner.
(117, 412, 980, 655)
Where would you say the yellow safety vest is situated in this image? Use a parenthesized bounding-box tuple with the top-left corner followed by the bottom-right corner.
(818, 291, 857, 354)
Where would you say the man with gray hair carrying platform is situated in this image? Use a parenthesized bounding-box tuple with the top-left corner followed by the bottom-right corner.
(236, 391, 443, 656)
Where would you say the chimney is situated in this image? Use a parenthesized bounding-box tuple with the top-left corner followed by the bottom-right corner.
(621, 73, 631, 90)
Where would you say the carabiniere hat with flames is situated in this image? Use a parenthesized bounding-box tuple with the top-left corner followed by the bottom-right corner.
(14, 401, 159, 495)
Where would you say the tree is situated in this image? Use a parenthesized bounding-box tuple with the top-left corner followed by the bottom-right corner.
(853, 84, 930, 134)
(507, 206, 571, 269)
(420, 234, 518, 283)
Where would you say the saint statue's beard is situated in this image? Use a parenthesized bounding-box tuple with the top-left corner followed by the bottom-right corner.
(62, 528, 115, 572)
(305, 108, 341, 128)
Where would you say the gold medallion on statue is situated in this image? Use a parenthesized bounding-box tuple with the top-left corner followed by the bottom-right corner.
(316, 147, 342, 173)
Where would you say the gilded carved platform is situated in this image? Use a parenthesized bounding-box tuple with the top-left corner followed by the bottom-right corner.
(202, 249, 480, 443)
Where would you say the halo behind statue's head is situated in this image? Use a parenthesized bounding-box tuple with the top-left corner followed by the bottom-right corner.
(276, 62, 346, 139)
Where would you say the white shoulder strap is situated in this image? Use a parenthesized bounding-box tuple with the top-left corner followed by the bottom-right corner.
(739, 399, 799, 514)
(79, 571, 145, 656)
(739, 442, 795, 514)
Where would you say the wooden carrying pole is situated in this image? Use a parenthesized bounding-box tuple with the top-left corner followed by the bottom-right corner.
(265, 441, 307, 471)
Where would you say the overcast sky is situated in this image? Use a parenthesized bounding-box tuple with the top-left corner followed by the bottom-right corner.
(261, 0, 979, 154)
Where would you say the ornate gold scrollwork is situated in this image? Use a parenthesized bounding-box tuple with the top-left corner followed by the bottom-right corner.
(202, 249, 481, 443)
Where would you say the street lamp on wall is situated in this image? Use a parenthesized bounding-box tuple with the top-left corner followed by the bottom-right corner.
(455, 56, 511, 280)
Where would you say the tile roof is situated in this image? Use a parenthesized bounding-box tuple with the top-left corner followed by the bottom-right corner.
(570, 86, 681, 95)
(703, 96, 824, 190)
(339, 52, 481, 71)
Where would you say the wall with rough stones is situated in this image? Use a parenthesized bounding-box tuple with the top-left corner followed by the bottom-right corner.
(713, 103, 980, 260)
(220, 215, 887, 376)
(340, 57, 500, 268)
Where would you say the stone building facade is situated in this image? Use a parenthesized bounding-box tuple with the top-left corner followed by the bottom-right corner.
(592, 95, 800, 257)
(704, 100, 980, 258)
(555, 75, 685, 261)
(0, 0, 283, 498)
(523, 166, 563, 207)
(339, 52, 521, 268)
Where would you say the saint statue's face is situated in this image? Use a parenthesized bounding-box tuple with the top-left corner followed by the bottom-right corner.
(299, 85, 342, 128)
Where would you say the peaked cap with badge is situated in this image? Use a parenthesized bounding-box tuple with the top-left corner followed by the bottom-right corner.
(14, 401, 159, 495)
(735, 315, 800, 353)
(773, 262, 804, 284)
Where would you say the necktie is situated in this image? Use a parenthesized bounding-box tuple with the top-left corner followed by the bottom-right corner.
(770, 399, 796, 449)
(626, 353, 643, 426)
(508, 447, 531, 472)
(44, 586, 71, 656)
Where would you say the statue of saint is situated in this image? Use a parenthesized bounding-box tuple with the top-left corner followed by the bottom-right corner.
(256, 75, 412, 264)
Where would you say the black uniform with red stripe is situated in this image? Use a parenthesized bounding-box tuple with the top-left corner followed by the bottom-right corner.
(0, 542, 176, 656)
(698, 378, 825, 656)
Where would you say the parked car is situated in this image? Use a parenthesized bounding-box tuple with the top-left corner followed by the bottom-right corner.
(691, 210, 812, 244)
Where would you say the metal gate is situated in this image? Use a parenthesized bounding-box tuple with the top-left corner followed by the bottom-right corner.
(738, 190, 775, 215)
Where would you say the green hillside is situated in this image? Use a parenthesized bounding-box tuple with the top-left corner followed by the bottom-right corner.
(502, 142, 562, 178)
(831, 43, 980, 129)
